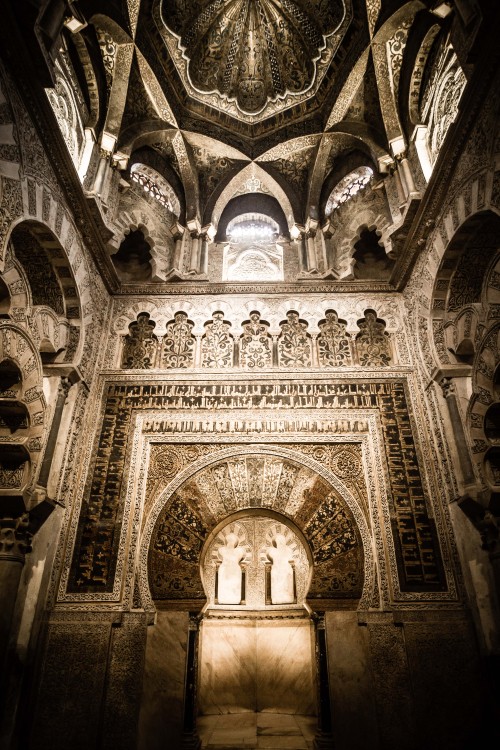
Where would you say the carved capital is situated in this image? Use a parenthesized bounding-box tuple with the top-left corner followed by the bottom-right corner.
(58, 376, 73, 400)
(440, 377, 456, 399)
(0, 514, 32, 563)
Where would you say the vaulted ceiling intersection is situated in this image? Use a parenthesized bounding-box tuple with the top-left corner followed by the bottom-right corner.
(134, 0, 368, 149)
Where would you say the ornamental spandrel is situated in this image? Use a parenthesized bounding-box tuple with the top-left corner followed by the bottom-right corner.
(162, 312, 195, 369)
(239, 312, 272, 369)
(278, 311, 312, 367)
(317, 310, 351, 366)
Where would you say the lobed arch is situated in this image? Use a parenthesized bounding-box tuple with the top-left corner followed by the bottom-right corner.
(0, 322, 47, 495)
(139, 444, 376, 615)
(430, 210, 500, 366)
(128, 145, 184, 217)
(5, 211, 92, 369)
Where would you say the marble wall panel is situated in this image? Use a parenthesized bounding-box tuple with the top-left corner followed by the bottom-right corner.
(101, 613, 147, 750)
(326, 611, 380, 750)
(198, 617, 315, 716)
(138, 611, 189, 750)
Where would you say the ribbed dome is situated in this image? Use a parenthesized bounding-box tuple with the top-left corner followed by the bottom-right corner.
(162, 0, 345, 114)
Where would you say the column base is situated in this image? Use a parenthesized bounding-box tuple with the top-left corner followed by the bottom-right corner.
(180, 731, 202, 750)
(313, 730, 335, 750)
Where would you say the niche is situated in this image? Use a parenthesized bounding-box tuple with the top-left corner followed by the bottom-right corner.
(353, 228, 393, 280)
(484, 403, 500, 444)
(0, 277, 10, 317)
(112, 229, 153, 282)
(0, 360, 22, 394)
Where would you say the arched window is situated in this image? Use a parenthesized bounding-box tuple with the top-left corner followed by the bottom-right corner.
(324, 167, 373, 217)
(223, 213, 283, 281)
(130, 163, 180, 216)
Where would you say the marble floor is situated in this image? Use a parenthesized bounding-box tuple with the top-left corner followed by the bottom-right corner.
(198, 712, 317, 749)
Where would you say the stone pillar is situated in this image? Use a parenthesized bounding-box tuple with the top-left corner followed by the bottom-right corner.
(0, 515, 31, 672)
(181, 613, 201, 750)
(312, 612, 335, 750)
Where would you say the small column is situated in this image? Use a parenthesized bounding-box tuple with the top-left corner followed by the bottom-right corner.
(37, 376, 73, 489)
(172, 230, 184, 270)
(189, 234, 201, 275)
(181, 613, 202, 750)
(312, 612, 335, 750)
(392, 164, 406, 205)
(310, 334, 319, 367)
(271, 335, 279, 367)
(0, 515, 31, 672)
(194, 335, 203, 368)
(299, 233, 309, 274)
(437, 376, 475, 487)
(93, 149, 111, 196)
(199, 232, 208, 277)
(306, 231, 319, 273)
(400, 154, 417, 196)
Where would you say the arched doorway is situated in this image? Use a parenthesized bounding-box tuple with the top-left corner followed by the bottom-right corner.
(144, 448, 367, 749)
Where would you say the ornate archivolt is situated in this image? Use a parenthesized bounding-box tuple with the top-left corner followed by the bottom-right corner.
(141, 443, 372, 613)
(52, 366, 460, 613)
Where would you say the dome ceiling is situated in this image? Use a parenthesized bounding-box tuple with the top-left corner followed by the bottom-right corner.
(156, 0, 352, 124)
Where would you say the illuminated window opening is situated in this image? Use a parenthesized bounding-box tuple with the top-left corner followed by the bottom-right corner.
(130, 163, 180, 216)
(325, 166, 373, 217)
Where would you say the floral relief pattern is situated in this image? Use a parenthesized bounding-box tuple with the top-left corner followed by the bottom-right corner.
(161, 312, 195, 369)
(201, 311, 234, 368)
(239, 311, 272, 368)
(355, 310, 391, 367)
(121, 313, 159, 369)
(317, 310, 352, 366)
(278, 311, 312, 367)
